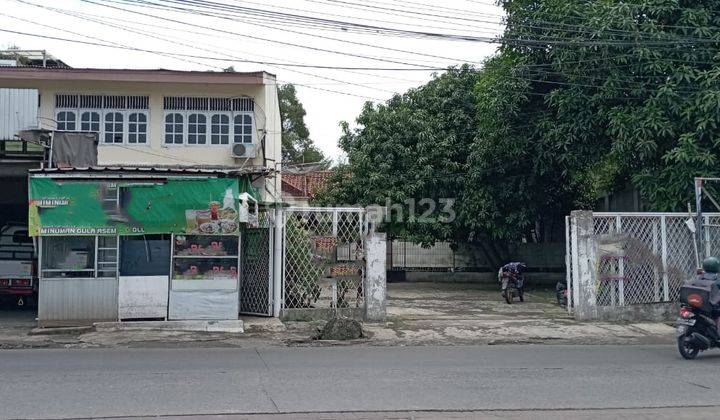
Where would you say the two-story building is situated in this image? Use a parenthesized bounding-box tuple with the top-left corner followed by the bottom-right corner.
(0, 66, 282, 326)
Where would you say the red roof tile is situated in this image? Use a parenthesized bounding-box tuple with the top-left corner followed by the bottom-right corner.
(282, 170, 332, 198)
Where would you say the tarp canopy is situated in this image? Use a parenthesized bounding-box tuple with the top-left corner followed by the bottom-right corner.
(29, 176, 259, 236)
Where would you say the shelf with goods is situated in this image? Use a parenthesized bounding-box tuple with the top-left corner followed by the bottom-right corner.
(171, 234, 239, 282)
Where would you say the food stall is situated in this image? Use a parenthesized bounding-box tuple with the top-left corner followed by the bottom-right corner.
(28, 169, 258, 326)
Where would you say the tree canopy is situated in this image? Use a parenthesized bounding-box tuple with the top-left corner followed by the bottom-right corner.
(318, 0, 720, 244)
(316, 66, 479, 245)
(278, 84, 328, 166)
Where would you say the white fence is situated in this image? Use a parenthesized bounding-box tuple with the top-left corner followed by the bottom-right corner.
(282, 207, 367, 314)
(566, 211, 717, 319)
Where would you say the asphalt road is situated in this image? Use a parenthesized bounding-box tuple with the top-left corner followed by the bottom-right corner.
(1, 345, 719, 419)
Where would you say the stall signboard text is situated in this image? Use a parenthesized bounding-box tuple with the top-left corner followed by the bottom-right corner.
(28, 177, 257, 236)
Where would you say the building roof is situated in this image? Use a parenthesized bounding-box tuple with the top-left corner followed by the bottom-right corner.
(282, 170, 333, 199)
(30, 165, 273, 177)
(0, 67, 275, 85)
(0, 50, 69, 68)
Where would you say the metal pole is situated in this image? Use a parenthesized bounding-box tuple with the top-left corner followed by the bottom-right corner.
(705, 215, 711, 259)
(652, 220, 660, 302)
(690, 202, 700, 268)
(616, 215, 624, 306)
(48, 132, 54, 168)
(565, 216, 572, 313)
(272, 206, 283, 317)
(696, 178, 704, 264)
(661, 216, 669, 302)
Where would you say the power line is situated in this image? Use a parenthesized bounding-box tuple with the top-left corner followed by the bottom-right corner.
(124, 0, 486, 66)
(309, 0, 720, 44)
(82, 0, 459, 68)
(124, 0, 720, 46)
(5, 1, 439, 100)
(127, 0, 501, 39)
(235, 0, 502, 34)
(16, 0, 429, 84)
(9, 0, 437, 98)
(0, 10, 217, 70)
(7, 10, 398, 101)
(0, 28, 446, 71)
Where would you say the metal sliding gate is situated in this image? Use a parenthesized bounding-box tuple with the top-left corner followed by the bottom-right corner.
(239, 216, 273, 316)
(282, 207, 367, 311)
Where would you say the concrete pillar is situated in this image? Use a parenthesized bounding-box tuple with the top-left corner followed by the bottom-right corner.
(272, 206, 283, 318)
(364, 231, 387, 322)
(571, 210, 598, 320)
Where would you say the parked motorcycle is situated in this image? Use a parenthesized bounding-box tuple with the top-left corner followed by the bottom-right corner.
(556, 280, 568, 306)
(676, 258, 720, 359)
(499, 262, 525, 304)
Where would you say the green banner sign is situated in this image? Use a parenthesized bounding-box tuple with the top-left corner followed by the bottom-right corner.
(29, 177, 257, 236)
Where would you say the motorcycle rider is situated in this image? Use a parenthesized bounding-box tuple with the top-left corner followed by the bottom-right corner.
(699, 257, 720, 282)
(697, 257, 720, 335)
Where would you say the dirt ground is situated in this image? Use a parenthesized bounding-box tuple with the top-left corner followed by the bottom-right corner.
(0, 282, 676, 349)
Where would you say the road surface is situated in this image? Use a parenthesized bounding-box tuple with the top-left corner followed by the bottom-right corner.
(1, 345, 719, 419)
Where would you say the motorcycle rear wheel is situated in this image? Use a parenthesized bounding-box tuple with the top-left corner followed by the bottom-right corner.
(677, 333, 700, 360)
(505, 290, 513, 304)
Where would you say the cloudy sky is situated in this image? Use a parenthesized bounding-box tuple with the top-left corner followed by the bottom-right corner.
(0, 0, 504, 161)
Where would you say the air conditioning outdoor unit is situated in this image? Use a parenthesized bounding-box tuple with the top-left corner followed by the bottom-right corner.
(231, 143, 256, 159)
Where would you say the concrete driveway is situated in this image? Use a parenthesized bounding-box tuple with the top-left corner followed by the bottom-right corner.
(364, 282, 675, 345)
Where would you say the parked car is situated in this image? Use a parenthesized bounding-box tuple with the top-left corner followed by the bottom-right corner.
(0, 223, 37, 306)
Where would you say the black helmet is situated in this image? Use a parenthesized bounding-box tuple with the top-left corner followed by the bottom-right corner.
(702, 257, 720, 273)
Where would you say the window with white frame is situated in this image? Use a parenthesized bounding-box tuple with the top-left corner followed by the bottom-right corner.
(80, 111, 100, 132)
(163, 96, 255, 146)
(56, 111, 76, 131)
(210, 114, 230, 145)
(233, 113, 253, 143)
(164, 113, 184, 145)
(128, 112, 148, 144)
(104, 112, 124, 144)
(187, 113, 207, 145)
(55, 94, 149, 145)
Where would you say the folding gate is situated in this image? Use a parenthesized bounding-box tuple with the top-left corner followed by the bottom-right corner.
(239, 221, 273, 316)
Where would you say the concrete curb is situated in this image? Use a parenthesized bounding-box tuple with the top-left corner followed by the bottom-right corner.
(93, 320, 244, 333)
(241, 317, 286, 334)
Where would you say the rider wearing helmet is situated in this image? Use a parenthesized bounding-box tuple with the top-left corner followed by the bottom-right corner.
(700, 257, 720, 281)
(699, 257, 720, 335)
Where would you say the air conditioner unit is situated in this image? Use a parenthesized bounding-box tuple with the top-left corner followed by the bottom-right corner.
(231, 143, 256, 159)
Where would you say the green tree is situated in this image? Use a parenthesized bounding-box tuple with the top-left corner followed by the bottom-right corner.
(317, 66, 479, 245)
(319, 0, 720, 250)
(495, 0, 720, 211)
(279, 84, 329, 166)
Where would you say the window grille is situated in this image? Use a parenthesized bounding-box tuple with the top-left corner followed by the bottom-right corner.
(56, 94, 149, 110)
(164, 96, 254, 112)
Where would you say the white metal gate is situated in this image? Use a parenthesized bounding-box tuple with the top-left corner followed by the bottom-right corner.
(282, 207, 367, 311)
(566, 212, 720, 312)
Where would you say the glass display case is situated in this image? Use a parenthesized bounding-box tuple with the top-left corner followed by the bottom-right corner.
(171, 235, 239, 289)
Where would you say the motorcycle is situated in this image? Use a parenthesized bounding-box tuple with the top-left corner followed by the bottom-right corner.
(499, 262, 525, 304)
(556, 280, 568, 306)
(676, 275, 720, 359)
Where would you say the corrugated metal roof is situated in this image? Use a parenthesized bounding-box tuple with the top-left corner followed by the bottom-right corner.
(0, 88, 38, 140)
(0, 67, 276, 84)
(30, 165, 272, 176)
